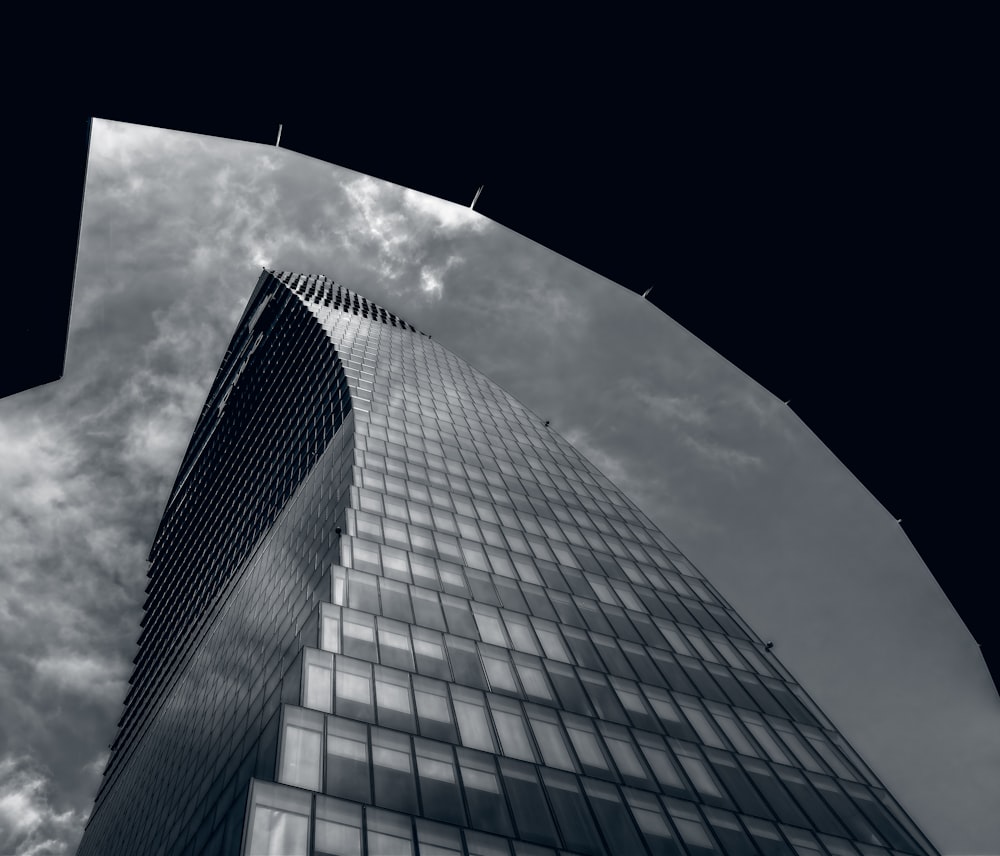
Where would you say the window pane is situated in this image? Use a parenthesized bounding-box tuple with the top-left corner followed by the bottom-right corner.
(453, 694, 495, 752)
(279, 723, 322, 791)
(247, 805, 309, 856)
(490, 704, 535, 762)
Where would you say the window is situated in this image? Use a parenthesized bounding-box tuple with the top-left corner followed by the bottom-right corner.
(452, 687, 495, 752)
(414, 738, 465, 826)
(624, 788, 683, 856)
(488, 697, 535, 762)
(366, 807, 414, 856)
(531, 618, 571, 663)
(562, 713, 612, 779)
(445, 635, 488, 689)
(633, 731, 687, 795)
(336, 658, 373, 722)
(304, 649, 334, 713)
(457, 748, 513, 836)
(513, 654, 552, 701)
(672, 740, 727, 803)
(662, 797, 720, 854)
(325, 717, 370, 803)
(472, 604, 509, 647)
(377, 618, 415, 672)
(525, 705, 576, 771)
(480, 645, 520, 694)
(600, 724, 651, 787)
(341, 610, 377, 662)
(499, 759, 560, 847)
(413, 676, 457, 743)
(583, 779, 647, 854)
(411, 627, 450, 680)
(541, 769, 604, 856)
(278, 707, 323, 792)
(501, 612, 541, 655)
(246, 781, 310, 856)
(314, 796, 362, 856)
(372, 727, 418, 814)
(415, 819, 464, 856)
(375, 665, 415, 732)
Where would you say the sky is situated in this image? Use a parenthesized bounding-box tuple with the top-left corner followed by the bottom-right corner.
(0, 119, 997, 856)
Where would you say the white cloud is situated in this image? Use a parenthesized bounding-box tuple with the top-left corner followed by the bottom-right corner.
(0, 756, 82, 856)
(403, 187, 489, 231)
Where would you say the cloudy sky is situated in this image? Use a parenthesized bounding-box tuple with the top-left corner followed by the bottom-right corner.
(0, 119, 996, 855)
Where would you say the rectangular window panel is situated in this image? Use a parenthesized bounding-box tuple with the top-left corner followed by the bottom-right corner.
(525, 706, 576, 771)
(279, 716, 323, 792)
(481, 646, 520, 694)
(314, 795, 362, 856)
(542, 769, 605, 856)
(372, 727, 419, 814)
(304, 651, 334, 713)
(326, 717, 370, 803)
(582, 778, 647, 854)
(457, 748, 514, 837)
(445, 634, 488, 689)
(452, 689, 496, 752)
(413, 676, 457, 743)
(415, 738, 466, 826)
(499, 758, 560, 847)
(513, 656, 552, 702)
(366, 807, 414, 856)
(624, 788, 684, 856)
(562, 714, 612, 779)
(336, 659, 374, 722)
(488, 698, 535, 762)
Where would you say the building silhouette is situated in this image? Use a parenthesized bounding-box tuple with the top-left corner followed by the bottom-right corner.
(78, 270, 940, 855)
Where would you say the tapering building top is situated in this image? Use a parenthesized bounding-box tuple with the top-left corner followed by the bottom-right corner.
(80, 268, 940, 856)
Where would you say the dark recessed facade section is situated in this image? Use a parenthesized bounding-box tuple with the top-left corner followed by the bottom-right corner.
(104, 270, 351, 797)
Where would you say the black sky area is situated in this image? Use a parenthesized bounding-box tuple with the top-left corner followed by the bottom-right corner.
(7, 66, 992, 694)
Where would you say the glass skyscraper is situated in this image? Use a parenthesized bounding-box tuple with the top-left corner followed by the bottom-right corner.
(78, 269, 940, 856)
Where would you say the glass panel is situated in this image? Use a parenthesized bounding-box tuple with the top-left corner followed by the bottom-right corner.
(279, 721, 323, 791)
(457, 748, 514, 836)
(582, 778, 647, 855)
(304, 650, 334, 713)
(413, 676, 457, 743)
(499, 758, 560, 847)
(542, 769, 605, 856)
(489, 699, 535, 762)
(415, 737, 466, 826)
(452, 688, 496, 752)
(336, 658, 373, 722)
(372, 727, 418, 813)
(411, 627, 450, 679)
(375, 665, 415, 732)
(624, 788, 684, 856)
(562, 713, 612, 779)
(525, 707, 576, 771)
(378, 618, 415, 671)
(326, 716, 370, 803)
(314, 795, 362, 856)
(366, 807, 414, 856)
(247, 804, 309, 856)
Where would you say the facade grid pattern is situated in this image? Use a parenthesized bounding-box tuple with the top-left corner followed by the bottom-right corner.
(79, 270, 940, 856)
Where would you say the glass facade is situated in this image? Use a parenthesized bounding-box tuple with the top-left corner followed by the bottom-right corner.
(78, 270, 940, 856)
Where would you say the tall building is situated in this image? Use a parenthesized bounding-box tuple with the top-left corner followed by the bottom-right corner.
(78, 270, 940, 856)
